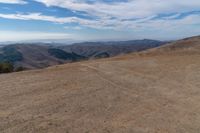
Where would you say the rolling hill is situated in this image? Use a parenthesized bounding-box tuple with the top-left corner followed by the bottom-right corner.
(60, 39, 165, 58)
(0, 44, 85, 69)
(0, 36, 199, 133)
(0, 39, 166, 69)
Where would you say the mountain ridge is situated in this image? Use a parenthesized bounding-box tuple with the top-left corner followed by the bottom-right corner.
(0, 39, 166, 69)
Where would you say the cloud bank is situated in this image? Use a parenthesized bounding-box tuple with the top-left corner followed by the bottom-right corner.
(0, 31, 72, 42)
(34, 0, 200, 19)
(0, 0, 200, 41)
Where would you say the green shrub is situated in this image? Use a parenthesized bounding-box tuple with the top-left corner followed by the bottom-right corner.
(0, 62, 14, 73)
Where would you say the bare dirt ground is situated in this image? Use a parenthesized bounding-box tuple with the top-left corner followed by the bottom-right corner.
(0, 39, 200, 133)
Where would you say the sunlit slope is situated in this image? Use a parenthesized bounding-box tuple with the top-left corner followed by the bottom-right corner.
(143, 35, 200, 55)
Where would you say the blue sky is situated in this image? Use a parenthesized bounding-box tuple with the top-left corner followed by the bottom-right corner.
(0, 0, 200, 42)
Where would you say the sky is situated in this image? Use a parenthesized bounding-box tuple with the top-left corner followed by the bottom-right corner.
(0, 0, 200, 42)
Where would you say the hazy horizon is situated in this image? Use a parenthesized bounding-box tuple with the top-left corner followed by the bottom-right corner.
(0, 36, 176, 45)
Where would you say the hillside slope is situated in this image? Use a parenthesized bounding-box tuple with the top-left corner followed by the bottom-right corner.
(0, 44, 86, 69)
(142, 36, 200, 55)
(0, 36, 199, 133)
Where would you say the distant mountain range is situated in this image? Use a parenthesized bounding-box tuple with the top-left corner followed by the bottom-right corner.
(0, 39, 167, 69)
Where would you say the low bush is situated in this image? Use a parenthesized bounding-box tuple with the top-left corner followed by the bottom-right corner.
(0, 62, 14, 73)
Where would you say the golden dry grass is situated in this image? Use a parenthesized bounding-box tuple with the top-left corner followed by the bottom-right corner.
(0, 38, 200, 133)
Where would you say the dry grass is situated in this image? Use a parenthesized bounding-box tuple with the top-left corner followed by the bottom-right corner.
(0, 37, 200, 133)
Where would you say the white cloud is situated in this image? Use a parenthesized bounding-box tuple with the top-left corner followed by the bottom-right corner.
(0, 0, 26, 4)
(0, 0, 200, 31)
(0, 12, 200, 31)
(0, 0, 200, 40)
(0, 13, 113, 29)
(0, 13, 95, 24)
(0, 31, 72, 42)
(34, 0, 200, 19)
(29, 0, 200, 31)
